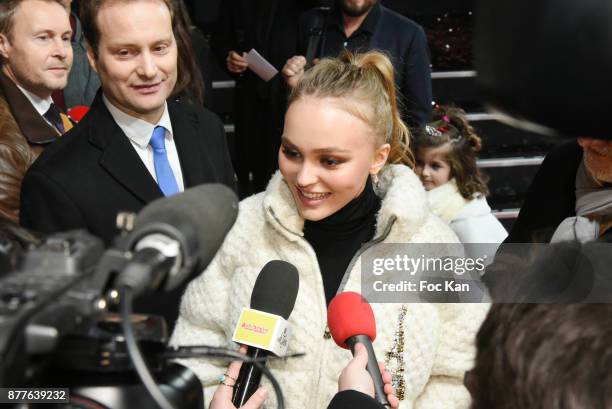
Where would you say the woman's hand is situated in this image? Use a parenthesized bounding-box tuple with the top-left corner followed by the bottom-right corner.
(338, 342, 400, 409)
(209, 347, 268, 409)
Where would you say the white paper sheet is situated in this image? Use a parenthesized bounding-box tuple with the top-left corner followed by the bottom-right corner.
(245, 48, 279, 82)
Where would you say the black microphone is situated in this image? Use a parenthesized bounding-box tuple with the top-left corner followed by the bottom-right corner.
(116, 184, 238, 296)
(232, 260, 299, 407)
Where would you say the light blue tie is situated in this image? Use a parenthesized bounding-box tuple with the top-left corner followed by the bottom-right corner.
(149, 126, 179, 196)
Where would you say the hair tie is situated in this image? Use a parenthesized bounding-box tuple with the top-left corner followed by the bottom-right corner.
(434, 116, 451, 133)
(425, 125, 443, 137)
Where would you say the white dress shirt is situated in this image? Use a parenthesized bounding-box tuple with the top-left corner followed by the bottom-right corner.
(103, 95, 185, 192)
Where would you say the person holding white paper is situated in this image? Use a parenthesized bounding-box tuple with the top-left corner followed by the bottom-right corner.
(211, 0, 321, 197)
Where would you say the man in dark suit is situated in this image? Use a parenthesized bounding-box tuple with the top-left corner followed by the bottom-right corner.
(19, 0, 236, 329)
(20, 0, 236, 246)
(282, 0, 432, 128)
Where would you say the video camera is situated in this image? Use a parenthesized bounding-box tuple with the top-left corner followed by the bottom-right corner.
(0, 184, 251, 409)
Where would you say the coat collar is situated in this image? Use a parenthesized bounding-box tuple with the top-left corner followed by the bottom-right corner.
(86, 92, 163, 204)
(167, 100, 215, 188)
(426, 179, 470, 223)
(0, 69, 59, 144)
(262, 164, 430, 242)
(84, 92, 211, 203)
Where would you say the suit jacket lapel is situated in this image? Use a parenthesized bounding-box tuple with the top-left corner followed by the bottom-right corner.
(87, 93, 163, 203)
(168, 101, 215, 188)
(0, 70, 60, 143)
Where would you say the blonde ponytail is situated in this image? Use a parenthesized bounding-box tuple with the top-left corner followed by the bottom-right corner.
(289, 50, 414, 168)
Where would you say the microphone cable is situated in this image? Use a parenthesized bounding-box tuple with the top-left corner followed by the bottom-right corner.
(120, 286, 175, 409)
(119, 286, 291, 409)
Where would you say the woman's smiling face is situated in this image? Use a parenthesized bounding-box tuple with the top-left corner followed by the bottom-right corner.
(279, 96, 389, 221)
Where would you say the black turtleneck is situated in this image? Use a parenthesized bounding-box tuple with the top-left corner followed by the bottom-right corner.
(303, 177, 382, 305)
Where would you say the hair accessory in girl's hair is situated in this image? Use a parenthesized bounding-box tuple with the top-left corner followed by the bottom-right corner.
(425, 125, 443, 137)
(442, 115, 450, 123)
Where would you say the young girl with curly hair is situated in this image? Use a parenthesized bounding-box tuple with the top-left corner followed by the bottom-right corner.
(414, 106, 507, 249)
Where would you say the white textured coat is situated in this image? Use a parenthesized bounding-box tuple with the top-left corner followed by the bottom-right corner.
(451, 197, 508, 244)
(171, 165, 489, 409)
(426, 179, 508, 261)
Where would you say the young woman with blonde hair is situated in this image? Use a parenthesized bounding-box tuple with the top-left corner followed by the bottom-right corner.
(171, 51, 487, 409)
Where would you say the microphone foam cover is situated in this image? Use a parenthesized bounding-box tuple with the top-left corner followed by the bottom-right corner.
(251, 260, 299, 320)
(327, 292, 376, 349)
(134, 184, 238, 272)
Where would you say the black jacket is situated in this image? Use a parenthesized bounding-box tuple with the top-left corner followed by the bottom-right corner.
(505, 140, 583, 243)
(297, 3, 432, 127)
(20, 93, 236, 245)
(210, 0, 318, 192)
(19, 94, 237, 330)
(211, 0, 321, 81)
(327, 390, 384, 409)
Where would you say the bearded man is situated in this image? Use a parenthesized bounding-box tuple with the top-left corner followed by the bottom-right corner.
(282, 0, 432, 128)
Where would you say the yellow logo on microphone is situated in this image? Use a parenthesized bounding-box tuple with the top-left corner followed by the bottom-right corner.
(232, 308, 291, 356)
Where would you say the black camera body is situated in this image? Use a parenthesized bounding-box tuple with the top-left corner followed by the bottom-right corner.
(0, 230, 203, 409)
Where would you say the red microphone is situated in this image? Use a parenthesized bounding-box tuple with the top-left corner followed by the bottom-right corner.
(327, 292, 390, 407)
